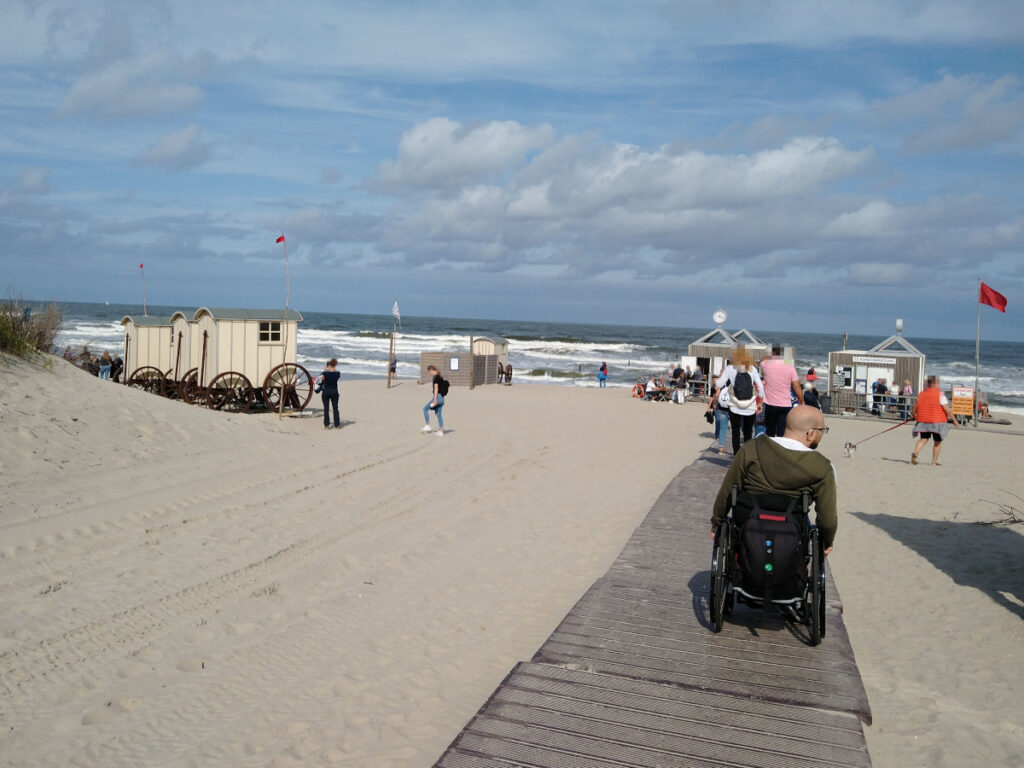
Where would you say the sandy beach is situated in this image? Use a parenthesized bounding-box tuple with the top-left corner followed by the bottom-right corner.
(1, 354, 1022, 767)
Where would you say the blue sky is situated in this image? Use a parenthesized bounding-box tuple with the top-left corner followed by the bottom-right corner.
(2, 1, 1022, 340)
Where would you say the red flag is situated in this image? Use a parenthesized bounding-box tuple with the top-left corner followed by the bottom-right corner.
(979, 281, 1007, 312)
(276, 235, 285, 244)
(139, 263, 143, 269)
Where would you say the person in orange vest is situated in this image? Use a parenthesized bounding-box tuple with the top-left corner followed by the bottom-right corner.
(911, 375, 957, 466)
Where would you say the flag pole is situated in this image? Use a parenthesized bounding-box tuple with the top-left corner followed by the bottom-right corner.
(388, 300, 401, 388)
(278, 235, 289, 420)
(974, 276, 982, 428)
(387, 316, 395, 389)
(140, 264, 147, 316)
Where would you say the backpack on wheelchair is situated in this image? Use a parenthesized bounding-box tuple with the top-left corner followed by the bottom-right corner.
(709, 484, 827, 646)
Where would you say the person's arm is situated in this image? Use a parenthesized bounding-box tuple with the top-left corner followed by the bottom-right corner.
(943, 401, 957, 426)
(791, 378, 805, 405)
(432, 379, 439, 405)
(813, 469, 838, 553)
(754, 371, 766, 412)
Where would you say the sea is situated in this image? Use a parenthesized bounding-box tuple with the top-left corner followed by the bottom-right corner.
(51, 301, 1024, 416)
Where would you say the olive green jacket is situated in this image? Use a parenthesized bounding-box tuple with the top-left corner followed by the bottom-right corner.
(711, 436, 838, 548)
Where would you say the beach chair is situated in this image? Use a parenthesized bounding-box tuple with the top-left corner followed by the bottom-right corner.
(709, 485, 826, 646)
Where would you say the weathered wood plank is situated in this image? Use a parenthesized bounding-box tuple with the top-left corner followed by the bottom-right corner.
(434, 451, 873, 767)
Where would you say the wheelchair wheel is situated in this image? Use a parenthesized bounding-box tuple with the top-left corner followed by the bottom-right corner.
(710, 522, 732, 632)
(808, 528, 826, 646)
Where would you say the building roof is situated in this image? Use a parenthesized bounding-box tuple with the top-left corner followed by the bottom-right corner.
(471, 335, 509, 345)
(120, 315, 171, 327)
(691, 327, 736, 345)
(193, 308, 304, 322)
(731, 328, 767, 346)
(869, 333, 924, 356)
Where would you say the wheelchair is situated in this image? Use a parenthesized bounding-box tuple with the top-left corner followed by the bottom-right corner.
(709, 485, 826, 646)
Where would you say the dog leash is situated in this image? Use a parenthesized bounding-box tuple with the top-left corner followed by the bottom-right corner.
(843, 418, 913, 456)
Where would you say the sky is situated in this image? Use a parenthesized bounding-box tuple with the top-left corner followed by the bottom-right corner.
(2, 0, 1022, 341)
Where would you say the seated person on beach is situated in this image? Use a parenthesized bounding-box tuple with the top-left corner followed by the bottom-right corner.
(645, 375, 667, 399)
(711, 405, 837, 556)
(669, 366, 684, 387)
(978, 394, 990, 419)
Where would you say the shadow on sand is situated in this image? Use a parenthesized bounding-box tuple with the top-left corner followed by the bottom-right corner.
(850, 510, 1024, 621)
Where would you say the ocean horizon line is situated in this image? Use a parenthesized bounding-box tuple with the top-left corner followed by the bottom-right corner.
(27, 299, 1024, 346)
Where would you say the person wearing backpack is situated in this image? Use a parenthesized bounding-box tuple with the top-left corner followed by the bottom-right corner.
(421, 364, 448, 436)
(714, 348, 766, 455)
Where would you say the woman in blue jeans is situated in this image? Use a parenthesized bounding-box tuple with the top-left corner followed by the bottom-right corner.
(705, 383, 731, 454)
(318, 359, 341, 429)
(421, 364, 446, 435)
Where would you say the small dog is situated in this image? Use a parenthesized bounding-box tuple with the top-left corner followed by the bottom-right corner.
(843, 441, 856, 457)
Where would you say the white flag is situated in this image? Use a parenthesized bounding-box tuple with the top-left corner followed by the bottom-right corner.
(392, 300, 401, 326)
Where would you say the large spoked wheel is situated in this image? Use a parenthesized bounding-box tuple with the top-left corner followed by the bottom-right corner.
(262, 363, 313, 413)
(178, 368, 201, 403)
(709, 521, 732, 633)
(161, 368, 181, 400)
(806, 528, 826, 646)
(128, 366, 166, 395)
(206, 371, 255, 414)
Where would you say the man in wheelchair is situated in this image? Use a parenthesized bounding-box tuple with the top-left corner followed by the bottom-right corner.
(708, 405, 837, 643)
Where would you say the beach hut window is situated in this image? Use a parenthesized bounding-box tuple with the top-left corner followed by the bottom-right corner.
(259, 321, 282, 343)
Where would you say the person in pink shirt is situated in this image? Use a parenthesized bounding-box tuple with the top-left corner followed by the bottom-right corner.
(759, 347, 804, 437)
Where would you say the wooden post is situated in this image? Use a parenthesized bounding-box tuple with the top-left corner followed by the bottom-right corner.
(469, 335, 475, 390)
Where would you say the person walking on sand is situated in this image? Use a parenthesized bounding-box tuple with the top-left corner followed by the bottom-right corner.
(911, 375, 957, 465)
(319, 359, 341, 429)
(598, 361, 608, 388)
(422, 364, 447, 436)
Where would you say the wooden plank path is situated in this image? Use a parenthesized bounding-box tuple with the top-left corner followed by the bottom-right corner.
(434, 452, 873, 767)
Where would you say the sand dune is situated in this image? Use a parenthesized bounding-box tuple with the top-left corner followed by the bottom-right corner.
(1, 354, 1021, 767)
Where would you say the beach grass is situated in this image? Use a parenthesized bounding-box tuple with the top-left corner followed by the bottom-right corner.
(0, 295, 63, 357)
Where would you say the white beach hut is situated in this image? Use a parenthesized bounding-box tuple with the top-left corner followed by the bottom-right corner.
(120, 315, 173, 381)
(168, 310, 198, 383)
(188, 308, 310, 412)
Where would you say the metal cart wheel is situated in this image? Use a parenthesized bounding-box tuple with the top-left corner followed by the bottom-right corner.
(206, 371, 255, 414)
(161, 368, 181, 400)
(178, 368, 200, 403)
(262, 363, 313, 413)
(127, 366, 165, 395)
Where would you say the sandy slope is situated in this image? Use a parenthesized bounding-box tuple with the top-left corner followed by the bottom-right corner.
(1, 354, 1021, 767)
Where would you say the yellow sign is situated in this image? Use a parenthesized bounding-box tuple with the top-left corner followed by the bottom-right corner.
(951, 386, 974, 416)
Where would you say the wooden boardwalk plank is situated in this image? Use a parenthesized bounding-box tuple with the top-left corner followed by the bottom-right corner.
(435, 452, 873, 767)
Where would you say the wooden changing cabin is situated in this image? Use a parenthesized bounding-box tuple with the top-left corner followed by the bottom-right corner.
(120, 315, 173, 391)
(186, 308, 312, 412)
(421, 335, 511, 388)
(121, 307, 314, 414)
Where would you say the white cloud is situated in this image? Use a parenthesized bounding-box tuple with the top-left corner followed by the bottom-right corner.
(57, 51, 212, 119)
(846, 262, 915, 285)
(373, 118, 555, 191)
(823, 201, 899, 239)
(132, 124, 211, 171)
(873, 74, 1024, 152)
(369, 128, 875, 278)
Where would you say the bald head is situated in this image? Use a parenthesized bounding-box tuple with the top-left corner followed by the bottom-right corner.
(784, 405, 827, 448)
